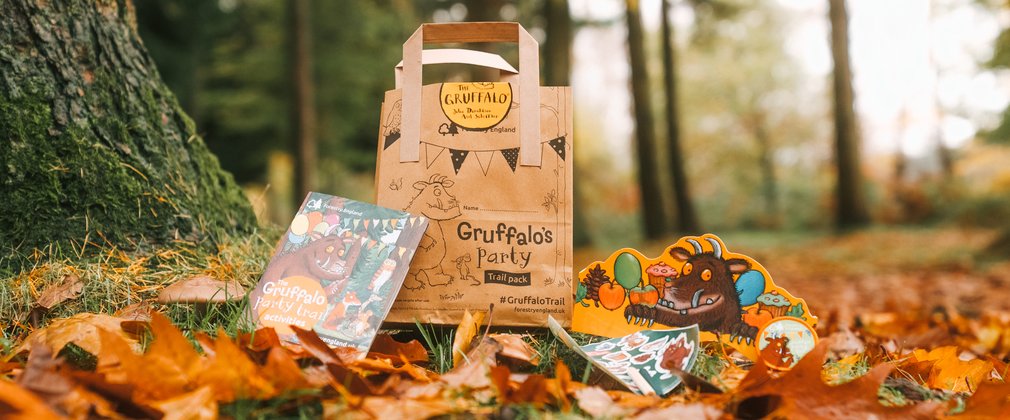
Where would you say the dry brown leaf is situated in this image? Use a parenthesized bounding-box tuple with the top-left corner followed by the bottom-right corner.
(149, 386, 218, 420)
(451, 309, 485, 368)
(606, 390, 665, 410)
(113, 302, 153, 322)
(574, 387, 633, 418)
(238, 328, 282, 353)
(956, 381, 1010, 418)
(547, 361, 580, 411)
(733, 341, 943, 419)
(291, 325, 357, 366)
(442, 336, 502, 389)
(157, 275, 245, 303)
(369, 334, 429, 363)
(902, 346, 993, 393)
(633, 403, 723, 420)
(488, 333, 539, 366)
(35, 274, 84, 310)
(357, 396, 454, 420)
(0, 379, 64, 420)
(93, 313, 203, 403)
(350, 356, 436, 382)
(490, 365, 551, 408)
(16, 344, 122, 419)
(196, 329, 278, 401)
(15, 313, 140, 356)
(261, 346, 314, 391)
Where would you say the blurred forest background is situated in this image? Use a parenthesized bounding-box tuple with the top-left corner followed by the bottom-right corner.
(133, 0, 1010, 254)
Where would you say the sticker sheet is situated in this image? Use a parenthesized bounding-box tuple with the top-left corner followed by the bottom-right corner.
(548, 316, 699, 395)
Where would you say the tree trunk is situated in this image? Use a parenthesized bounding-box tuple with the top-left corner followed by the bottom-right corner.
(0, 0, 255, 263)
(660, 0, 699, 234)
(544, 0, 572, 87)
(753, 114, 780, 228)
(544, 0, 591, 246)
(828, 0, 870, 229)
(626, 0, 667, 238)
(289, 0, 317, 201)
(464, 0, 505, 81)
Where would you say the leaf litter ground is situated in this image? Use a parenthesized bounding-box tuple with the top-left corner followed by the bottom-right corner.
(3, 227, 1010, 418)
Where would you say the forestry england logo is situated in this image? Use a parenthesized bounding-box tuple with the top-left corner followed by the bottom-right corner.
(439, 82, 512, 130)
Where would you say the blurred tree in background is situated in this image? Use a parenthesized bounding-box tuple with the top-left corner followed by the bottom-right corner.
(660, 0, 698, 234)
(828, 0, 870, 229)
(625, 0, 667, 238)
(984, 0, 1010, 254)
(124, 0, 1010, 249)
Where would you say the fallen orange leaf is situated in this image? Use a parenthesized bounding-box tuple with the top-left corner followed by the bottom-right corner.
(734, 341, 942, 419)
(357, 395, 454, 419)
(488, 333, 539, 366)
(0, 379, 63, 420)
(291, 325, 357, 365)
(16, 344, 120, 419)
(196, 328, 278, 401)
(14, 313, 140, 357)
(35, 273, 84, 310)
(149, 386, 218, 420)
(261, 346, 314, 391)
(903, 346, 993, 393)
(451, 309, 485, 368)
(955, 381, 1010, 418)
(441, 337, 501, 389)
(369, 334, 428, 363)
(574, 387, 633, 418)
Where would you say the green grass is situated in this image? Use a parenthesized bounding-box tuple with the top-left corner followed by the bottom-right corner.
(414, 320, 456, 374)
(0, 228, 279, 344)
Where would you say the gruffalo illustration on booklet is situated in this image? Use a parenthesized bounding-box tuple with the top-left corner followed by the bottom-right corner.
(572, 234, 817, 364)
(249, 192, 428, 353)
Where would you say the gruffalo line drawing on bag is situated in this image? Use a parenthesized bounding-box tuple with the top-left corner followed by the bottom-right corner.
(404, 174, 462, 289)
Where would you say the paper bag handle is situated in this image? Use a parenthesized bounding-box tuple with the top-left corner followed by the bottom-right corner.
(394, 48, 519, 88)
(400, 22, 542, 166)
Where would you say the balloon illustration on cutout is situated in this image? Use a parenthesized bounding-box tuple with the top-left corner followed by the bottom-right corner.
(313, 222, 330, 235)
(288, 231, 307, 244)
(613, 252, 643, 290)
(290, 214, 309, 235)
(736, 270, 766, 307)
(324, 214, 340, 226)
(306, 211, 323, 231)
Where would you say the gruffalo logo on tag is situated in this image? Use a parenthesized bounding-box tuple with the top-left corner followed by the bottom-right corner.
(439, 82, 512, 131)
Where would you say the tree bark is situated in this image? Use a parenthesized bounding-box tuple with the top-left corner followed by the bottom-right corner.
(626, 0, 667, 238)
(0, 0, 255, 263)
(289, 0, 317, 201)
(661, 0, 699, 234)
(828, 0, 870, 229)
(544, 0, 572, 87)
(753, 113, 780, 227)
(544, 0, 591, 247)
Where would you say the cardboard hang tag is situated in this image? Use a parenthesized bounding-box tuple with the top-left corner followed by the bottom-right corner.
(572, 234, 817, 362)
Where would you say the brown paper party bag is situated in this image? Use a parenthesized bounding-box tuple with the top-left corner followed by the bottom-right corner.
(375, 22, 573, 326)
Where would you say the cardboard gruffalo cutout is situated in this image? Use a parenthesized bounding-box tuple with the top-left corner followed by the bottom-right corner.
(572, 234, 816, 361)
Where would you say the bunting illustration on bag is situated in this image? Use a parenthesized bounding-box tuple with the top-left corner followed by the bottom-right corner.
(385, 136, 567, 175)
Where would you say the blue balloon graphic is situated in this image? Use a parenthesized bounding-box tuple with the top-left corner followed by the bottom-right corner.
(735, 270, 765, 307)
(288, 232, 307, 244)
